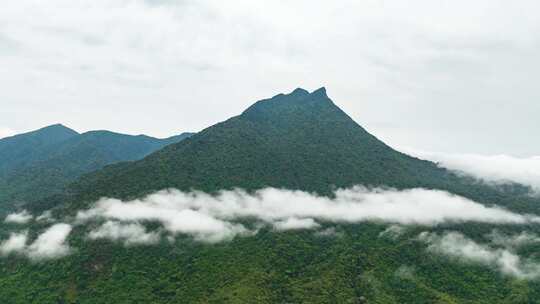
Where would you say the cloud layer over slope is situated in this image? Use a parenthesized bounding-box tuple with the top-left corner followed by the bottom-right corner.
(2, 186, 540, 277)
(75, 187, 540, 243)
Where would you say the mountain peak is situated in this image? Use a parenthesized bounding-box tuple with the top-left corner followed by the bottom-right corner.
(287, 87, 327, 98)
(40, 123, 77, 132)
(242, 86, 334, 119)
(65, 86, 438, 204)
(310, 87, 327, 98)
(13, 124, 79, 141)
(0, 123, 79, 173)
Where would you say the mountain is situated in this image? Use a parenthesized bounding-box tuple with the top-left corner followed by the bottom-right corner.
(69, 87, 444, 200)
(64, 87, 532, 213)
(0, 127, 193, 212)
(2, 88, 540, 303)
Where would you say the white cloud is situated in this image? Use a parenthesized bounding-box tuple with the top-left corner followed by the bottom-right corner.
(0, 231, 28, 255)
(419, 231, 540, 279)
(36, 210, 54, 223)
(88, 221, 160, 245)
(273, 217, 319, 231)
(26, 224, 72, 260)
(0, 224, 72, 260)
(77, 199, 248, 243)
(403, 149, 540, 191)
(75, 187, 540, 245)
(4, 187, 540, 261)
(4, 210, 33, 224)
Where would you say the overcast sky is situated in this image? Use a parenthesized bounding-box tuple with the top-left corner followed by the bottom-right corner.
(1, 1, 539, 156)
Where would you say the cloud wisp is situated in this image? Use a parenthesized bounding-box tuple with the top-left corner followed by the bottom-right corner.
(88, 221, 160, 246)
(0, 231, 28, 256)
(75, 186, 540, 244)
(379, 225, 406, 240)
(0, 223, 72, 261)
(4, 210, 33, 224)
(419, 231, 540, 279)
(404, 149, 540, 191)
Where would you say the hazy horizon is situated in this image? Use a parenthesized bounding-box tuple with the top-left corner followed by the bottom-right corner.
(2, 1, 540, 156)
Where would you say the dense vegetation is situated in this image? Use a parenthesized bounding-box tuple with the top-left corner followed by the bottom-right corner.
(0, 125, 192, 213)
(1, 88, 539, 303)
(3, 222, 540, 303)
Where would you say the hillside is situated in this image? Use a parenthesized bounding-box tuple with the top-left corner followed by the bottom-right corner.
(0, 128, 192, 212)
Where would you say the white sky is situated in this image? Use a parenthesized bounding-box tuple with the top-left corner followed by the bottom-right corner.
(1, 0, 539, 155)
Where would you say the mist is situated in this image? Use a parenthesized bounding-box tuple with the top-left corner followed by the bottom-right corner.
(404, 149, 540, 191)
(419, 231, 540, 279)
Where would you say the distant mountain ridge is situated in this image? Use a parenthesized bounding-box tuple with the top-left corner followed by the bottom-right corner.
(0, 124, 79, 172)
(0, 125, 193, 212)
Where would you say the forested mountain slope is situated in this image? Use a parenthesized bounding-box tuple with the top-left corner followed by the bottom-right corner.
(2, 88, 540, 303)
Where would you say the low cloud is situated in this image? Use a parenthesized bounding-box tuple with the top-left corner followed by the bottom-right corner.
(404, 149, 540, 191)
(0, 224, 72, 260)
(75, 187, 540, 244)
(88, 221, 160, 246)
(77, 198, 248, 243)
(4, 210, 33, 224)
(487, 230, 540, 248)
(314, 227, 342, 238)
(273, 217, 320, 231)
(419, 231, 540, 279)
(36, 210, 54, 223)
(0, 231, 28, 255)
(26, 224, 72, 260)
(3, 187, 540, 261)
